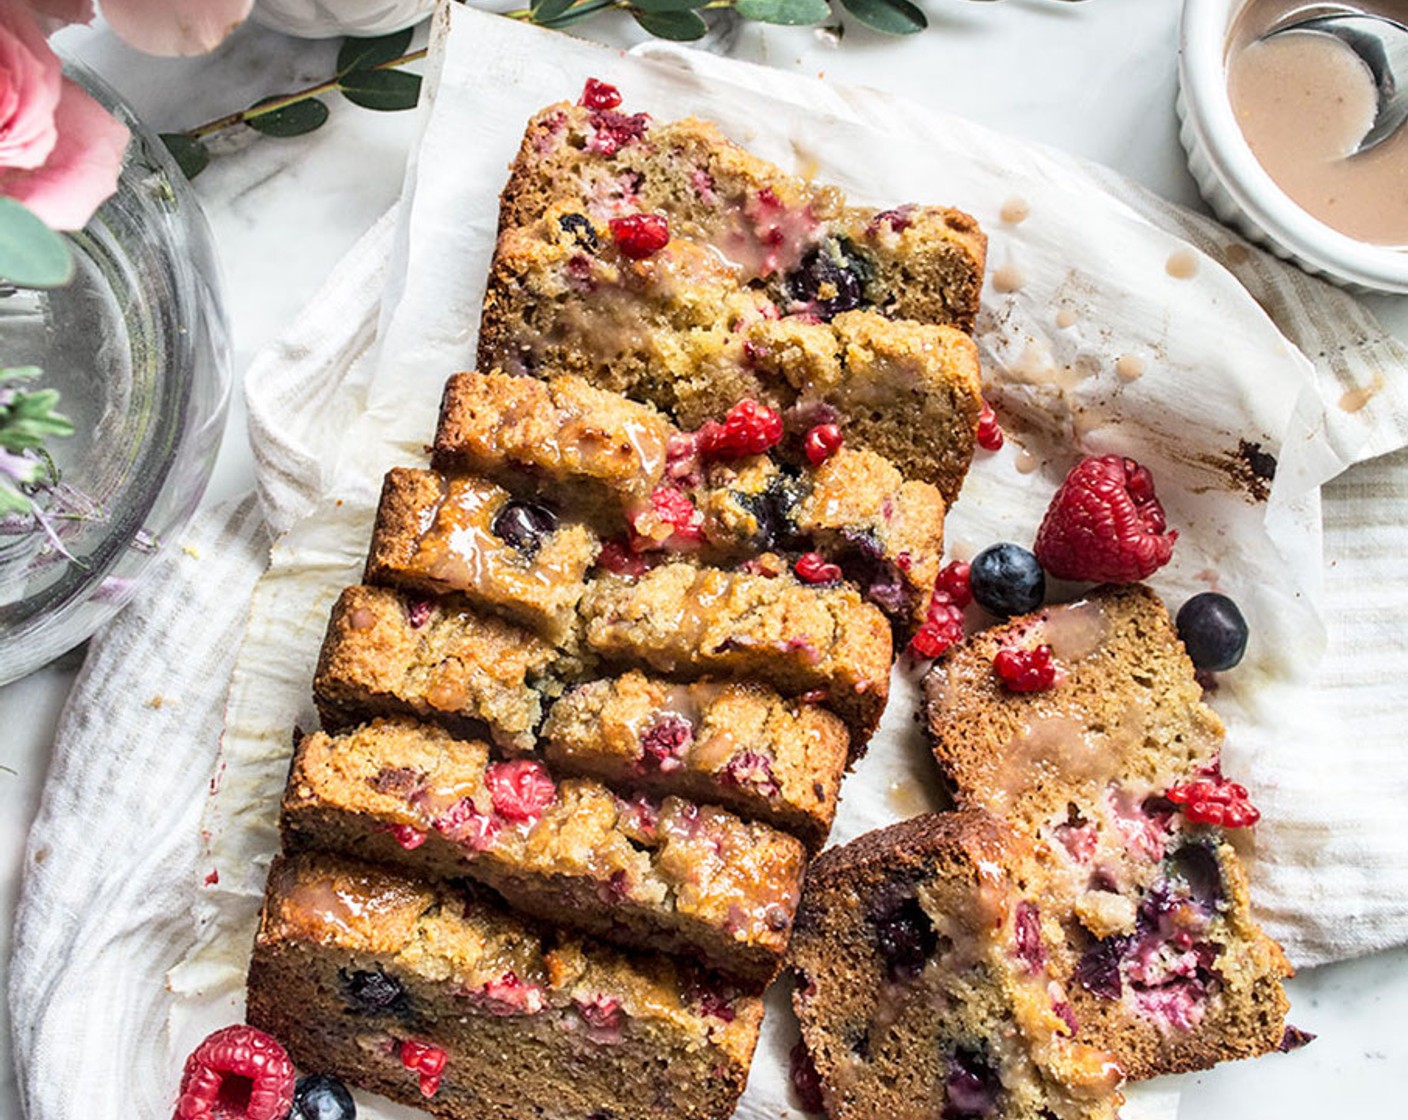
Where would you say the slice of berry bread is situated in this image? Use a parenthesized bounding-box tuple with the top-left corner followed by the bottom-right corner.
(282, 718, 807, 985)
(579, 563, 892, 746)
(489, 94, 987, 330)
(313, 585, 568, 754)
(366, 469, 599, 641)
(480, 203, 983, 504)
(540, 671, 850, 851)
(788, 811, 1124, 1120)
(923, 584, 1292, 1078)
(247, 853, 763, 1120)
(429, 371, 946, 630)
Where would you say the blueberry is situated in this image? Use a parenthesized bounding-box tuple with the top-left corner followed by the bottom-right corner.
(491, 500, 559, 557)
(968, 543, 1045, 617)
(558, 212, 599, 251)
(1073, 937, 1124, 1000)
(1171, 843, 1225, 913)
(291, 1074, 356, 1120)
(339, 965, 409, 1016)
(944, 1047, 1002, 1119)
(873, 895, 938, 981)
(786, 238, 872, 319)
(1175, 592, 1248, 671)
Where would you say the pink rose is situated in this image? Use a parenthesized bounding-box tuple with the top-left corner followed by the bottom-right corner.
(0, 0, 128, 230)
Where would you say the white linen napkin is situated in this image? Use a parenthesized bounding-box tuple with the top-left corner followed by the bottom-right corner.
(11, 7, 1408, 1120)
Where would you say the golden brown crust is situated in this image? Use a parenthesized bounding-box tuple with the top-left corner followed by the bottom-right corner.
(249, 853, 763, 1120)
(282, 718, 807, 984)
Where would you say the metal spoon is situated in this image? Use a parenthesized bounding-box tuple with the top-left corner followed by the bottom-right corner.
(1262, 12, 1408, 154)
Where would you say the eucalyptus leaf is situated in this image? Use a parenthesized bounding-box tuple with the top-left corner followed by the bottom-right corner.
(632, 6, 708, 38)
(632, 0, 710, 12)
(247, 97, 331, 138)
(839, 0, 926, 34)
(530, 0, 577, 20)
(339, 69, 422, 112)
(539, 0, 617, 26)
(0, 366, 43, 383)
(0, 198, 73, 289)
(337, 28, 414, 74)
(736, 0, 830, 23)
(160, 133, 210, 180)
(0, 481, 32, 517)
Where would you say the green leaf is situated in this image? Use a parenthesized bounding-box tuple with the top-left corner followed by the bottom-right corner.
(632, 6, 708, 38)
(0, 198, 73, 289)
(339, 69, 423, 112)
(0, 480, 34, 517)
(838, 0, 925, 34)
(160, 133, 210, 180)
(530, 0, 577, 21)
(736, 0, 830, 23)
(632, 0, 709, 11)
(0, 387, 73, 450)
(337, 28, 414, 74)
(247, 97, 331, 138)
(0, 366, 42, 383)
(539, 0, 616, 26)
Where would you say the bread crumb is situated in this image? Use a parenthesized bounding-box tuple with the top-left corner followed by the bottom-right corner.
(182, 544, 201, 560)
(146, 694, 167, 709)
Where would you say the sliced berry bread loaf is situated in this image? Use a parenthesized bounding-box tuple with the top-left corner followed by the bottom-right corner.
(788, 811, 1124, 1120)
(247, 853, 763, 1120)
(923, 584, 1291, 1078)
(313, 584, 573, 754)
(476, 89, 987, 500)
(282, 718, 807, 984)
(487, 93, 986, 330)
(579, 563, 892, 745)
(540, 671, 850, 851)
(427, 371, 946, 630)
(366, 469, 600, 642)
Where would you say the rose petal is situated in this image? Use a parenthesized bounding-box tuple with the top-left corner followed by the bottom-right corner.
(99, 0, 254, 56)
(0, 3, 63, 171)
(0, 75, 128, 229)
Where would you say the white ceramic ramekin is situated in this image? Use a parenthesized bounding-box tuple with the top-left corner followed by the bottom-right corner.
(1179, 0, 1408, 292)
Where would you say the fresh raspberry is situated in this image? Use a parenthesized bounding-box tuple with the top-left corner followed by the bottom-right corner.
(697, 399, 784, 459)
(976, 400, 1004, 451)
(579, 78, 621, 110)
(174, 1025, 296, 1120)
(935, 560, 972, 608)
(1166, 778, 1261, 829)
(587, 110, 649, 157)
(803, 423, 844, 465)
(909, 592, 966, 659)
(794, 552, 842, 584)
(1033, 454, 1177, 582)
(720, 750, 780, 797)
(609, 213, 670, 260)
(399, 1039, 448, 1098)
(485, 759, 556, 823)
(993, 644, 1057, 691)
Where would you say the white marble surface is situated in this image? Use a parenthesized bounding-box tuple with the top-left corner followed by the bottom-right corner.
(3, 2, 1407, 1117)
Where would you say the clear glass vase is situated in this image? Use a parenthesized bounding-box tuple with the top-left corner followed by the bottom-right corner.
(0, 58, 231, 684)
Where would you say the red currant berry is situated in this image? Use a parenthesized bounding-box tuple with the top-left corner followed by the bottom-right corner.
(803, 423, 844, 466)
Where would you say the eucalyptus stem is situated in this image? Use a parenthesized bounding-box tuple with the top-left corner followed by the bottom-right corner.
(183, 47, 429, 139)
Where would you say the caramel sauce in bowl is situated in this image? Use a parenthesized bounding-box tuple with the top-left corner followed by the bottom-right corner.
(1180, 0, 1408, 291)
